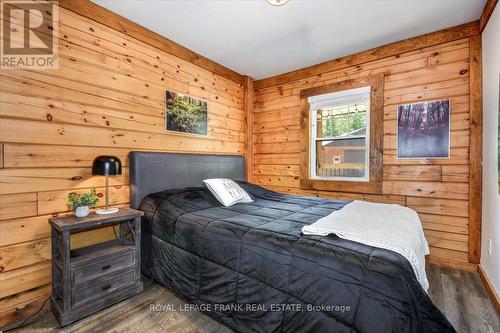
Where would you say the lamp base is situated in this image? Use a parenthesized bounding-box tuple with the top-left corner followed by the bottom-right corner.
(95, 207, 119, 215)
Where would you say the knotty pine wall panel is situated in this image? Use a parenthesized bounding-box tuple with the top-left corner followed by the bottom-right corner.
(253, 37, 475, 270)
(0, 6, 244, 326)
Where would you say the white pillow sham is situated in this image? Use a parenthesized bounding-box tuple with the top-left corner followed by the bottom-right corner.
(202, 178, 253, 207)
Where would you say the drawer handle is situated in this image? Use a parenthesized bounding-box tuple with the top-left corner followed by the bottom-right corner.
(101, 264, 111, 270)
(102, 285, 112, 291)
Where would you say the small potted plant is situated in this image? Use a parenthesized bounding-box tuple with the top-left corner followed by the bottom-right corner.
(67, 188, 99, 217)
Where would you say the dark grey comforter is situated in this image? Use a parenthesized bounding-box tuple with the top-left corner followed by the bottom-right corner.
(139, 182, 455, 333)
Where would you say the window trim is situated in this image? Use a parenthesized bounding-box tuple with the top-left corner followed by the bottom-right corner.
(299, 74, 384, 194)
(309, 86, 371, 182)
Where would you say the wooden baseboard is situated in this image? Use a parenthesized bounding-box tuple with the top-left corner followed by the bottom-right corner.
(478, 265, 500, 314)
(0, 295, 50, 330)
(0, 283, 51, 330)
(429, 257, 478, 272)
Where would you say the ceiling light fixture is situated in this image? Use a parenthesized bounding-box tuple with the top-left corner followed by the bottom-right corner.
(266, 0, 289, 6)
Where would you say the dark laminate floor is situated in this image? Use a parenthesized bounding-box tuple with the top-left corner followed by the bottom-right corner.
(426, 264, 499, 333)
(9, 264, 499, 333)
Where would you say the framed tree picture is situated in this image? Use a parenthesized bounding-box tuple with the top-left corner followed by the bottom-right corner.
(397, 99, 450, 159)
(165, 90, 208, 135)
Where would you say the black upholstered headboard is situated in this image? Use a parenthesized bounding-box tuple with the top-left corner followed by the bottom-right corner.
(129, 151, 245, 209)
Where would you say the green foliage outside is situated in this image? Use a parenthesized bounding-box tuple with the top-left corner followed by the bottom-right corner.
(67, 188, 99, 211)
(322, 111, 366, 137)
(166, 92, 207, 135)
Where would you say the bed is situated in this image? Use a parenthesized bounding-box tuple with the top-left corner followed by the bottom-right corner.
(130, 151, 455, 333)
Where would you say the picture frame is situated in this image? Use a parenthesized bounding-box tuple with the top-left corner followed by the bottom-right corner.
(165, 90, 208, 136)
(396, 99, 451, 159)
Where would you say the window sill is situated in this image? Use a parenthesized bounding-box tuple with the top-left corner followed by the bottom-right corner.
(300, 178, 382, 194)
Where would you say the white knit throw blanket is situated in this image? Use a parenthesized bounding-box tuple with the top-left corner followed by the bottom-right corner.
(302, 200, 430, 290)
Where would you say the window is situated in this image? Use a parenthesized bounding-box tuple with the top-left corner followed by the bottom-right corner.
(299, 74, 383, 194)
(308, 86, 370, 181)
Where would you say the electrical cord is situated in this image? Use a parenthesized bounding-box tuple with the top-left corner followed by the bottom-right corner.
(2, 296, 50, 332)
(113, 224, 133, 241)
(113, 223, 119, 239)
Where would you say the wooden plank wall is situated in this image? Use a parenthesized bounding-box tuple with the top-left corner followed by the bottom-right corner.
(0, 6, 245, 327)
(253, 27, 480, 271)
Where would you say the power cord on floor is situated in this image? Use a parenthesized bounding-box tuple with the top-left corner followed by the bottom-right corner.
(2, 296, 50, 332)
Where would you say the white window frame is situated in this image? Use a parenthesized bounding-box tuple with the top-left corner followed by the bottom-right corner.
(308, 86, 371, 182)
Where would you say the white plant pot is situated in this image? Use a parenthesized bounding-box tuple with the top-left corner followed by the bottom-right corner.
(75, 206, 90, 218)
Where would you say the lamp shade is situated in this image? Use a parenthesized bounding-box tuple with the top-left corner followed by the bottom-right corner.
(92, 155, 122, 176)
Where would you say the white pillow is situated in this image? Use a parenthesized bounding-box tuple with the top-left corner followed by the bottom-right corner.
(202, 178, 253, 207)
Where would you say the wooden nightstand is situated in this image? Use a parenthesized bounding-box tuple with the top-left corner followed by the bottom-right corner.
(49, 208, 144, 326)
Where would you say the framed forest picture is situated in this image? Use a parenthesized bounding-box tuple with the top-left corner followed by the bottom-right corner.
(397, 99, 450, 159)
(165, 90, 208, 135)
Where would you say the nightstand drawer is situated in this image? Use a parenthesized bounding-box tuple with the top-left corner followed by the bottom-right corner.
(71, 269, 135, 309)
(72, 250, 135, 285)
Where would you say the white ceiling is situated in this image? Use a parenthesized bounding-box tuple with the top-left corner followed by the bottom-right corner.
(92, 0, 486, 80)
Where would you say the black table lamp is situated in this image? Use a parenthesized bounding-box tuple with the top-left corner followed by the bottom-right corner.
(92, 155, 122, 215)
